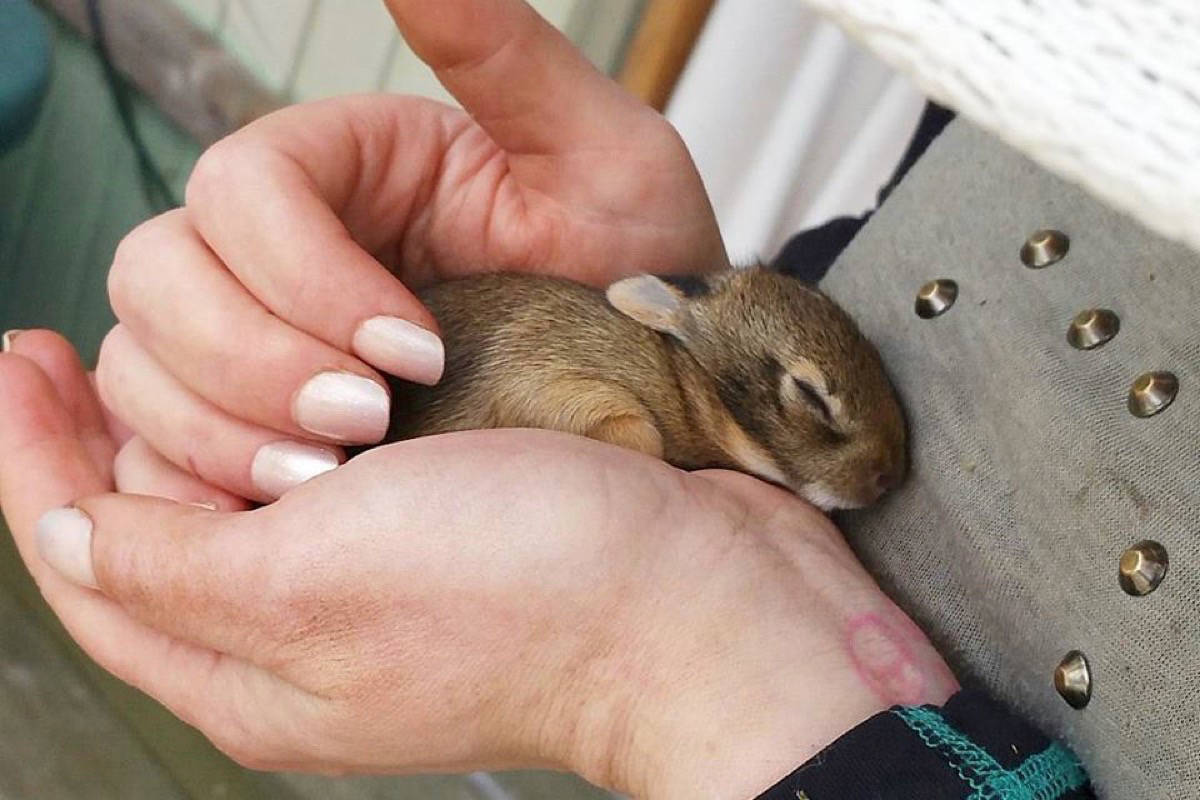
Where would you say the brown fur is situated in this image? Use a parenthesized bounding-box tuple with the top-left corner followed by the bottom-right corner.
(384, 266, 907, 510)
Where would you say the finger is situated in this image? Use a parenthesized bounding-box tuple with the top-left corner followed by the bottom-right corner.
(97, 325, 342, 502)
(91, 372, 135, 447)
(107, 211, 395, 444)
(0, 354, 327, 771)
(383, 0, 658, 155)
(0, 354, 111, 581)
(183, 113, 445, 385)
(114, 437, 250, 512)
(5, 329, 118, 486)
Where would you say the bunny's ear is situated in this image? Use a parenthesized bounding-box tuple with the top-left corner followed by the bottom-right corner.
(606, 275, 696, 336)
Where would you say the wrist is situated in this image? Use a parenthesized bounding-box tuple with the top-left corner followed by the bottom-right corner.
(580, 474, 958, 799)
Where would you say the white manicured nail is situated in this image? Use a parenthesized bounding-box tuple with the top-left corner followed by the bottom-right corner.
(293, 371, 390, 443)
(352, 316, 444, 386)
(251, 441, 340, 498)
(2, 329, 24, 352)
(35, 507, 99, 589)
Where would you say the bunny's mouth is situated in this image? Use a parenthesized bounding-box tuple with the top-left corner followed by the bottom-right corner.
(797, 483, 859, 512)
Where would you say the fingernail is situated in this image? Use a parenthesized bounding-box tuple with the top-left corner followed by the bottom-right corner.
(2, 329, 24, 352)
(352, 316, 444, 386)
(292, 372, 390, 442)
(251, 441, 340, 498)
(187, 500, 219, 511)
(35, 507, 99, 590)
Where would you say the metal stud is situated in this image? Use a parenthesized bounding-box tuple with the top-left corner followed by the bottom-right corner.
(1127, 371, 1178, 418)
(1054, 650, 1092, 709)
(915, 279, 958, 319)
(1067, 309, 1120, 350)
(1119, 540, 1169, 596)
(1021, 229, 1070, 268)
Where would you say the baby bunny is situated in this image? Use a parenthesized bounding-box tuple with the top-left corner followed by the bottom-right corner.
(384, 265, 907, 510)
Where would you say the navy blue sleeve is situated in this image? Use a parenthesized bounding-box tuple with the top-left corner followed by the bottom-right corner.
(771, 101, 955, 285)
(754, 690, 1095, 800)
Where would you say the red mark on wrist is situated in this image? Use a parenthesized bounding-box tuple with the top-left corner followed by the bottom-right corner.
(845, 613, 929, 705)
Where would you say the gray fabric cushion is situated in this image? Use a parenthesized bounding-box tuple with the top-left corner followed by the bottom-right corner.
(822, 119, 1199, 799)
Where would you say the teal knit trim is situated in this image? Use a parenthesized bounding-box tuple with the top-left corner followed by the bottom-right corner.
(892, 706, 1089, 800)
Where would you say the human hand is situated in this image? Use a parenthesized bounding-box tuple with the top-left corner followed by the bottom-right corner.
(97, 0, 727, 504)
(1, 332, 957, 799)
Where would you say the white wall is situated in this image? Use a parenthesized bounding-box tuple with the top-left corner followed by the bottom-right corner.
(666, 0, 926, 262)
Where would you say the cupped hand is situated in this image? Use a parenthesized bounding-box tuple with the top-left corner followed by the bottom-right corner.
(1, 332, 957, 799)
(96, 0, 727, 504)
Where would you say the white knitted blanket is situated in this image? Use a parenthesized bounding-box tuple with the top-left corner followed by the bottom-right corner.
(800, 0, 1200, 255)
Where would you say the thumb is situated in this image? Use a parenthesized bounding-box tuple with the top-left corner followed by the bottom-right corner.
(383, 0, 660, 155)
(34, 497, 334, 771)
(36, 494, 285, 664)
(0, 348, 315, 768)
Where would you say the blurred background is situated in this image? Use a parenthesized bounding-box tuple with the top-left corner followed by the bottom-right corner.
(0, 0, 919, 797)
